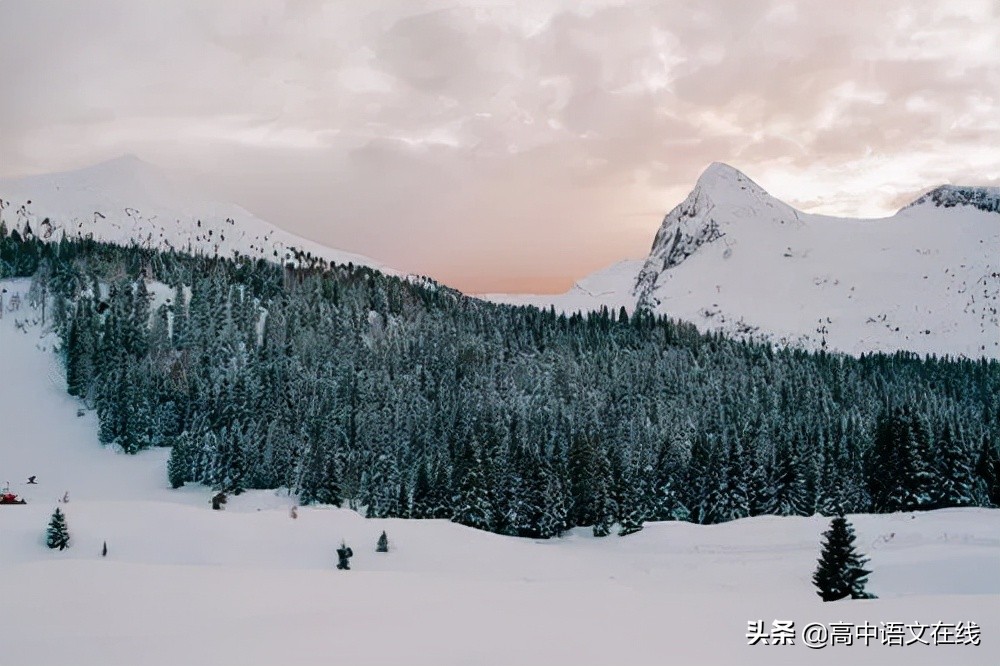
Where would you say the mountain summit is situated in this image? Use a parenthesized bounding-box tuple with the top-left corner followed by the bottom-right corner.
(0, 155, 395, 273)
(487, 163, 999, 360)
(634, 163, 799, 308)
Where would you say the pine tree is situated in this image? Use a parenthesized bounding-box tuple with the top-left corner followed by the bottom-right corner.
(376, 530, 389, 553)
(812, 515, 875, 602)
(934, 423, 974, 508)
(539, 468, 571, 538)
(568, 434, 598, 526)
(410, 459, 433, 519)
(453, 446, 494, 532)
(591, 449, 617, 537)
(773, 443, 810, 516)
(975, 434, 1000, 506)
(46, 507, 70, 550)
(867, 409, 899, 511)
(654, 476, 691, 522)
(167, 431, 196, 489)
(896, 411, 935, 511)
(617, 487, 645, 536)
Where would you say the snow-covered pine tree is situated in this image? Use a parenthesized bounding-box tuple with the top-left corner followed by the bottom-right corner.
(934, 423, 975, 508)
(812, 515, 875, 602)
(539, 466, 571, 538)
(46, 507, 70, 550)
(867, 408, 899, 511)
(617, 485, 645, 536)
(975, 434, 1000, 506)
(746, 454, 776, 517)
(453, 445, 494, 532)
(773, 442, 810, 516)
(591, 449, 617, 537)
(654, 475, 691, 522)
(568, 433, 599, 526)
(167, 432, 194, 488)
(883, 408, 935, 512)
(410, 459, 433, 519)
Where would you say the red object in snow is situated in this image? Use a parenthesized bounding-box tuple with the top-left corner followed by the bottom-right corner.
(1, 491, 26, 505)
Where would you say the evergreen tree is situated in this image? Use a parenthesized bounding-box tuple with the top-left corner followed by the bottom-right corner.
(867, 409, 899, 511)
(617, 486, 645, 536)
(539, 467, 571, 538)
(591, 448, 617, 537)
(167, 433, 193, 489)
(453, 446, 493, 531)
(895, 411, 935, 511)
(934, 423, 975, 508)
(773, 443, 810, 516)
(376, 530, 389, 553)
(410, 459, 434, 519)
(654, 476, 691, 522)
(812, 515, 875, 602)
(46, 507, 70, 550)
(976, 434, 1000, 506)
(568, 434, 598, 526)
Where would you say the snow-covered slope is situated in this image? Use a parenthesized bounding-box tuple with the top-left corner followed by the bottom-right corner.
(480, 259, 644, 313)
(1, 279, 998, 666)
(0, 155, 396, 273)
(484, 164, 999, 359)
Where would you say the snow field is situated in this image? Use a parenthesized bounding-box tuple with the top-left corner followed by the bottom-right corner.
(1, 279, 998, 665)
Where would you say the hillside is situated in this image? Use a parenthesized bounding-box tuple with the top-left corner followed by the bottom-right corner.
(484, 164, 1000, 359)
(1, 279, 998, 666)
(0, 155, 396, 274)
(4, 157, 995, 359)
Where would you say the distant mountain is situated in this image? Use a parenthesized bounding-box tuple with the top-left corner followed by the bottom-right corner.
(484, 164, 1000, 359)
(0, 155, 397, 274)
(479, 259, 644, 314)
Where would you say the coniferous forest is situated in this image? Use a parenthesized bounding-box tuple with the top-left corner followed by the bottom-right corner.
(2, 220, 999, 538)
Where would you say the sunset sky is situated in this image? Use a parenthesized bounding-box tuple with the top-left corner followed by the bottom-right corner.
(1, 0, 998, 293)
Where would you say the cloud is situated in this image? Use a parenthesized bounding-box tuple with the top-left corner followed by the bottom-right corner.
(0, 0, 997, 292)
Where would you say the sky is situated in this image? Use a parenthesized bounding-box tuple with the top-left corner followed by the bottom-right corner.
(1, 1, 998, 294)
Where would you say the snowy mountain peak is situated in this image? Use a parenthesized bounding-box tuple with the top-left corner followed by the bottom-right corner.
(634, 163, 800, 309)
(0, 156, 396, 274)
(31, 154, 180, 204)
(695, 162, 761, 197)
(903, 184, 1000, 215)
(88, 152, 156, 173)
(493, 165, 999, 360)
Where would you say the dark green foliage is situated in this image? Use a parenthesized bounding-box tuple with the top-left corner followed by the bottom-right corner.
(869, 407, 936, 512)
(376, 530, 389, 552)
(46, 507, 70, 550)
(617, 483, 645, 536)
(934, 424, 975, 508)
(453, 445, 494, 532)
(4, 225, 998, 539)
(976, 434, 1000, 506)
(813, 515, 874, 602)
(167, 432, 193, 488)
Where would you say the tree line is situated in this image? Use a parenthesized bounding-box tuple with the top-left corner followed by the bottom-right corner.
(3, 219, 999, 538)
